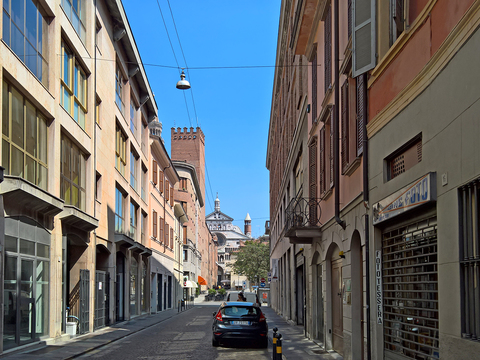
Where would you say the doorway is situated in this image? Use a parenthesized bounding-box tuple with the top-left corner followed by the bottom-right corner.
(157, 274, 163, 312)
(296, 265, 304, 325)
(116, 252, 125, 321)
(331, 258, 343, 355)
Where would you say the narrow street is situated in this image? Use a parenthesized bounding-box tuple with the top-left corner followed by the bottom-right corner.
(78, 305, 271, 360)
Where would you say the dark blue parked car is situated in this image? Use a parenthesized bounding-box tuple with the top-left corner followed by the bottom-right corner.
(212, 301, 268, 348)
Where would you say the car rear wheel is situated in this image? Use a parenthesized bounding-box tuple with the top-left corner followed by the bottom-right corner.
(212, 338, 219, 347)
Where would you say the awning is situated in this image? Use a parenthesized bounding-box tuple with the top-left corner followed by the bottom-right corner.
(184, 280, 197, 288)
(198, 275, 207, 286)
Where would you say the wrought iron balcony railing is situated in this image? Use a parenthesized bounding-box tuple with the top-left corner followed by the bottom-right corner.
(285, 197, 322, 231)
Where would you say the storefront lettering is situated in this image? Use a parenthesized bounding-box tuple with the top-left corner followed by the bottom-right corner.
(376, 250, 383, 325)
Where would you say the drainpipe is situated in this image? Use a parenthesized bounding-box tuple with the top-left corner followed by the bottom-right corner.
(334, 0, 345, 230)
(361, 71, 372, 360)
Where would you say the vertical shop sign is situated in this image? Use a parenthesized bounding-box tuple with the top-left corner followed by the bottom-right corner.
(376, 250, 383, 324)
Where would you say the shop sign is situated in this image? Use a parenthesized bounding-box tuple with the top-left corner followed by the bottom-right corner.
(376, 250, 383, 325)
(373, 173, 436, 225)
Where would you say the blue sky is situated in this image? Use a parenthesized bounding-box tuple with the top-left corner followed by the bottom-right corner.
(122, 1, 281, 237)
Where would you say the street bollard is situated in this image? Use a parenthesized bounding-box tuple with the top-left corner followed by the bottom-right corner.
(178, 300, 180, 313)
(276, 333, 282, 359)
(272, 327, 278, 360)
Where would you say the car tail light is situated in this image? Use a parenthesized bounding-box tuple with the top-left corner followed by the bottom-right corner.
(259, 312, 266, 322)
(215, 310, 223, 322)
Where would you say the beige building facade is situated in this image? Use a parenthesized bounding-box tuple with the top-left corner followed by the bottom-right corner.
(0, 0, 186, 354)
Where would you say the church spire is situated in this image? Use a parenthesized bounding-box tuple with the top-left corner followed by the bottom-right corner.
(215, 193, 220, 212)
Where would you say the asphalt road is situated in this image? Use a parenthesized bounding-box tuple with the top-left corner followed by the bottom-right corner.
(78, 304, 272, 360)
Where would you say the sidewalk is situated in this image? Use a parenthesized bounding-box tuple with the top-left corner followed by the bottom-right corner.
(0, 296, 342, 360)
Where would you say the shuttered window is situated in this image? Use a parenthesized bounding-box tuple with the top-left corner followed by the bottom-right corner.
(312, 51, 318, 123)
(152, 160, 157, 185)
(164, 222, 169, 245)
(348, 0, 353, 39)
(183, 226, 187, 245)
(170, 227, 174, 248)
(153, 210, 157, 239)
(320, 127, 326, 194)
(309, 138, 318, 223)
(159, 217, 164, 243)
(341, 81, 350, 171)
(329, 109, 334, 186)
(391, 0, 405, 45)
(158, 170, 163, 193)
(356, 74, 366, 156)
(352, 0, 376, 77)
(165, 180, 170, 201)
(324, 5, 332, 93)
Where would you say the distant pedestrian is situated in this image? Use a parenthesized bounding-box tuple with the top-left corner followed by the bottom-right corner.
(237, 293, 246, 301)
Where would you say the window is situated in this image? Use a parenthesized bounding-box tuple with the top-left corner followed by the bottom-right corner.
(159, 169, 164, 193)
(390, 0, 406, 46)
(356, 74, 366, 156)
(324, 4, 332, 93)
(115, 64, 125, 114)
(115, 187, 125, 233)
(130, 202, 137, 239)
(141, 211, 146, 245)
(170, 227, 173, 248)
(61, 0, 86, 43)
(180, 178, 188, 190)
(141, 116, 148, 155)
(387, 136, 422, 180)
(130, 148, 138, 191)
(2, 0, 49, 86)
(341, 80, 350, 171)
(319, 127, 326, 194)
(311, 50, 318, 123)
(130, 97, 137, 137)
(159, 217, 164, 243)
(164, 223, 169, 245)
(2, 81, 48, 190)
(309, 138, 317, 201)
(141, 164, 147, 201)
(165, 180, 170, 202)
(170, 184, 174, 206)
(459, 179, 480, 341)
(115, 126, 127, 176)
(95, 172, 101, 201)
(183, 249, 187, 261)
(61, 41, 87, 129)
(60, 135, 86, 211)
(95, 95, 101, 125)
(183, 226, 187, 245)
(152, 210, 157, 239)
(152, 160, 157, 185)
(294, 154, 303, 197)
(328, 114, 334, 186)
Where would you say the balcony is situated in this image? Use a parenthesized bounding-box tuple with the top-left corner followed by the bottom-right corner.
(285, 197, 322, 244)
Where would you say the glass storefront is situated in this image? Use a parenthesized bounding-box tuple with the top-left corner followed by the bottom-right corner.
(130, 257, 137, 316)
(3, 217, 50, 350)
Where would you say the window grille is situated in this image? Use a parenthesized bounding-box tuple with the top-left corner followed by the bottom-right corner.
(389, 139, 422, 180)
(459, 179, 480, 340)
(382, 217, 439, 359)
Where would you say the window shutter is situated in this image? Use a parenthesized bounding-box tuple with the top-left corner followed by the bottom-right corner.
(160, 217, 164, 242)
(324, 6, 332, 93)
(170, 227, 173, 248)
(159, 170, 164, 193)
(320, 127, 326, 194)
(153, 210, 157, 238)
(312, 52, 318, 123)
(153, 160, 157, 185)
(309, 139, 318, 224)
(164, 222, 169, 244)
(165, 180, 169, 201)
(356, 74, 366, 156)
(171, 185, 174, 206)
(330, 109, 334, 186)
(183, 226, 187, 245)
(341, 80, 350, 171)
(352, 0, 376, 77)
(348, 0, 353, 39)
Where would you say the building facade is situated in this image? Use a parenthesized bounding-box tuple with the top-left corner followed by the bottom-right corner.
(206, 195, 251, 289)
(0, 0, 185, 354)
(171, 127, 217, 290)
(268, 1, 480, 360)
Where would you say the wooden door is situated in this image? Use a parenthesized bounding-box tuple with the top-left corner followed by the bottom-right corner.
(331, 258, 343, 355)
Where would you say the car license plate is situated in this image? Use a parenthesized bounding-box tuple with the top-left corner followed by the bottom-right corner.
(231, 321, 250, 325)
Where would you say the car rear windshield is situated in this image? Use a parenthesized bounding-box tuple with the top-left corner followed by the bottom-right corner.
(222, 306, 259, 316)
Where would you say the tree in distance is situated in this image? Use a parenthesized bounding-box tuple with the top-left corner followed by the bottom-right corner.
(231, 240, 270, 285)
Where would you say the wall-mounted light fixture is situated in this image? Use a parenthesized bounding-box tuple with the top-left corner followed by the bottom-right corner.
(339, 251, 345, 259)
(306, 104, 311, 113)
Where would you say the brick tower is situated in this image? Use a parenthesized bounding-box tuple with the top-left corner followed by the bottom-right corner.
(171, 127, 205, 195)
